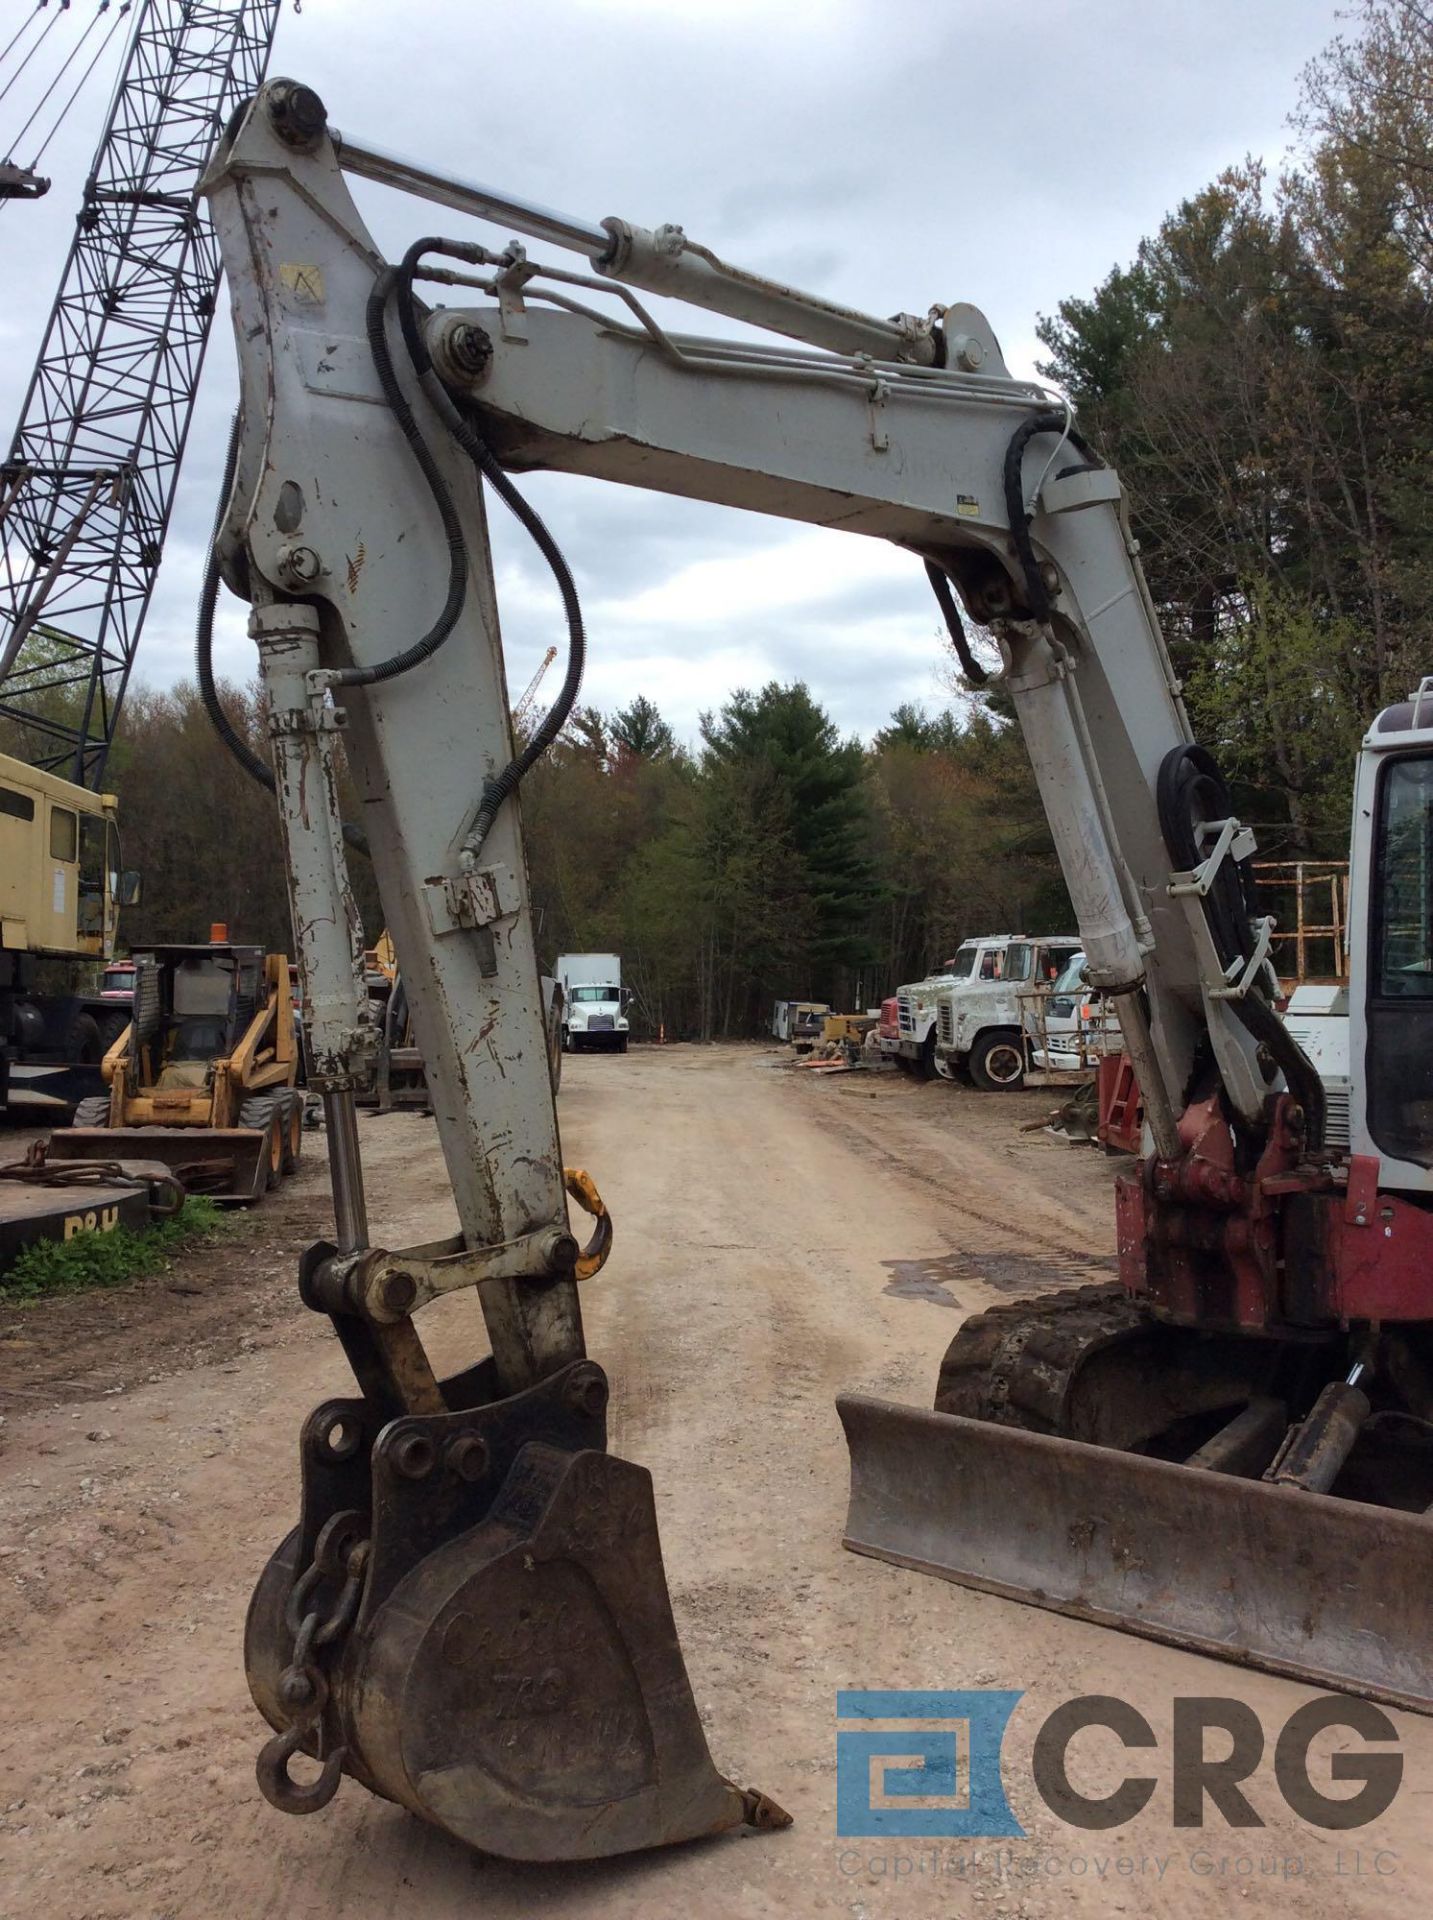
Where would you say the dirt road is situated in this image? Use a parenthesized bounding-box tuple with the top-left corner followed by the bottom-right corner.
(2, 1048, 1428, 1918)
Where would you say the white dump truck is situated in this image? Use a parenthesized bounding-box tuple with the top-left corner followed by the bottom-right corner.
(557, 953, 629, 1052)
(890, 953, 970, 1076)
(931, 932, 1083, 1089)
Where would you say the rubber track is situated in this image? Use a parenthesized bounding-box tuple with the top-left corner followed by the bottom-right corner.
(934, 1282, 1151, 1434)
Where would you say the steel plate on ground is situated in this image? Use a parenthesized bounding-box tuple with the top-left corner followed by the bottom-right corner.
(838, 1392, 1433, 1715)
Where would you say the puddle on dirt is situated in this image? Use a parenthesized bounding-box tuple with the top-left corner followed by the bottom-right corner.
(882, 1249, 1117, 1308)
(882, 1257, 965, 1308)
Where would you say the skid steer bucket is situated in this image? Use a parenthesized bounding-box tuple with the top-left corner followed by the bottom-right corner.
(838, 1394, 1433, 1716)
(62, 1126, 272, 1203)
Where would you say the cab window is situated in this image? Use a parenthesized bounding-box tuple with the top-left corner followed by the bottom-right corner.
(1367, 755, 1433, 1166)
(50, 806, 77, 861)
(0, 786, 34, 821)
(78, 815, 108, 934)
(1052, 953, 1088, 997)
(947, 949, 977, 978)
(173, 958, 235, 1018)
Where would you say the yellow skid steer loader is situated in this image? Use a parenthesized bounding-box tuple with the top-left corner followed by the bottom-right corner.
(61, 928, 304, 1203)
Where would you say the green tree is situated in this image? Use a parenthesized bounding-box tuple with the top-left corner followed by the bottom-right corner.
(611, 694, 678, 761)
(701, 681, 878, 1003)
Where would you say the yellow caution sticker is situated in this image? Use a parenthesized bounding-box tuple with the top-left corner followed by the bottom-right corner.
(280, 263, 325, 305)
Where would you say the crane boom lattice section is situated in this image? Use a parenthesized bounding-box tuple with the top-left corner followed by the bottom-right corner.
(0, 0, 282, 786)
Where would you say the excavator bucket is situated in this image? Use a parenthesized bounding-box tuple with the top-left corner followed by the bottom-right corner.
(246, 1359, 788, 1860)
(838, 1393, 1433, 1716)
(62, 1126, 274, 1203)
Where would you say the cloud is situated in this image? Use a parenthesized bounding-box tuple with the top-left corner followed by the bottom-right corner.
(0, 0, 1344, 759)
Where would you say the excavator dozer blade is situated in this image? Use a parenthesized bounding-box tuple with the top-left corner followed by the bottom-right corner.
(838, 1393, 1433, 1716)
(62, 1126, 270, 1203)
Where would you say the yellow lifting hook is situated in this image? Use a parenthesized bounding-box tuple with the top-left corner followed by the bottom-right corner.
(563, 1166, 612, 1281)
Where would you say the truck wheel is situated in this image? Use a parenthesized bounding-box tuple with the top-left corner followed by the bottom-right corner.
(918, 1031, 939, 1081)
(96, 1010, 130, 1052)
(69, 1095, 111, 1128)
(61, 1009, 103, 1065)
(969, 1029, 1026, 1091)
(618, 1035, 629, 1054)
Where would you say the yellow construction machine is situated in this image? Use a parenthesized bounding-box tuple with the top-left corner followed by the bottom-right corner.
(61, 925, 304, 1202)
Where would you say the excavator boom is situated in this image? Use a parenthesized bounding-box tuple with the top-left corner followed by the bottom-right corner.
(202, 78, 1433, 1864)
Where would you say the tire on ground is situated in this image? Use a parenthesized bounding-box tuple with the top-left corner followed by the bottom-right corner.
(238, 1094, 285, 1189)
(60, 1008, 103, 1065)
(277, 1090, 303, 1174)
(96, 1009, 130, 1052)
(968, 1027, 1026, 1091)
(69, 1094, 112, 1128)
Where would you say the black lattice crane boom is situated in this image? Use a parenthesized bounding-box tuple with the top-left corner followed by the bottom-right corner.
(0, 0, 282, 786)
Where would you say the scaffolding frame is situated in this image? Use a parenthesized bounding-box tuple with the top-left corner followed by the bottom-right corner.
(1251, 859, 1351, 987)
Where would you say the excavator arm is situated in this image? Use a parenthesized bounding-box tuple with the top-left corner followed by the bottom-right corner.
(203, 80, 1433, 1861)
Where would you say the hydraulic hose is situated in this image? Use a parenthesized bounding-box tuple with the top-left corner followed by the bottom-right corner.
(924, 560, 987, 685)
(391, 237, 586, 858)
(196, 412, 272, 794)
(324, 264, 470, 688)
(1001, 408, 1099, 624)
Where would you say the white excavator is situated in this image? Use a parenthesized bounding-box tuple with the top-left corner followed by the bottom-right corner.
(200, 80, 1433, 1863)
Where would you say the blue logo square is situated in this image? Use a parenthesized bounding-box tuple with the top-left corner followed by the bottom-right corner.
(836, 1688, 1025, 1837)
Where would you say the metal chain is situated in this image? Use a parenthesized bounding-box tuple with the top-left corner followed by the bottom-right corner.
(256, 1511, 370, 1816)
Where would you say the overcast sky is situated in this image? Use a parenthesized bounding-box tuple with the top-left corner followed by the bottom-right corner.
(0, 0, 1347, 746)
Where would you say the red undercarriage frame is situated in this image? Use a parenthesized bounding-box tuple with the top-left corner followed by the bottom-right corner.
(1116, 1092, 1433, 1330)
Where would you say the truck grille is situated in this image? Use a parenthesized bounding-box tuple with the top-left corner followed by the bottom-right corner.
(897, 990, 917, 1038)
(937, 1002, 954, 1047)
(588, 1014, 615, 1031)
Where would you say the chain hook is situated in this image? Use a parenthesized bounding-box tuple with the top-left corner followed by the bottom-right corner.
(256, 1717, 347, 1815)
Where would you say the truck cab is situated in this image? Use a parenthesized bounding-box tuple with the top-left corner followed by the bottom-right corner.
(892, 946, 988, 1077)
(557, 953, 629, 1053)
(932, 933, 1082, 1089)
